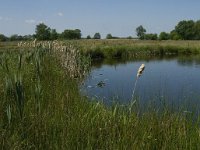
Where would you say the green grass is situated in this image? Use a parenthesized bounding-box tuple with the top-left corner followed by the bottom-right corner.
(69, 39, 200, 59)
(1, 41, 200, 149)
(0, 41, 19, 51)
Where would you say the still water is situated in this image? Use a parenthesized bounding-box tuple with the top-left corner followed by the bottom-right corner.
(80, 55, 200, 108)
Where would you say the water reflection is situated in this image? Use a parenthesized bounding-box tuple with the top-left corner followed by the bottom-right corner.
(80, 55, 200, 109)
(177, 55, 200, 67)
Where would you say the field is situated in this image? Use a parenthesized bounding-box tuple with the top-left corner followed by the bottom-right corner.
(1, 40, 200, 149)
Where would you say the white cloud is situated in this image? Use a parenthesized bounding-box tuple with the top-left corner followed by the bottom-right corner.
(57, 12, 63, 17)
(25, 19, 36, 24)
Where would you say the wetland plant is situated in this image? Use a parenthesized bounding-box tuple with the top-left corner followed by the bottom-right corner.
(130, 64, 145, 110)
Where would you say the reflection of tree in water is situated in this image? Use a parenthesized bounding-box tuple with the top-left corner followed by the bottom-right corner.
(92, 55, 178, 69)
(177, 55, 200, 67)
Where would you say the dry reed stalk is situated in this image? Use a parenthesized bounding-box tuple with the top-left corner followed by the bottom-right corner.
(131, 64, 145, 100)
(129, 64, 145, 112)
(17, 40, 90, 78)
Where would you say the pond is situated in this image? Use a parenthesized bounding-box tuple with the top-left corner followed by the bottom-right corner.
(80, 55, 200, 109)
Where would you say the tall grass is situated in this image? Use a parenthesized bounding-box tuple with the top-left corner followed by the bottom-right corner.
(0, 41, 200, 149)
(73, 39, 200, 59)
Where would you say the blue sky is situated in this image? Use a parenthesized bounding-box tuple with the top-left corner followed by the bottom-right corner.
(0, 0, 200, 38)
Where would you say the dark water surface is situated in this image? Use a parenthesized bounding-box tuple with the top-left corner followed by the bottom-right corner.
(80, 55, 200, 109)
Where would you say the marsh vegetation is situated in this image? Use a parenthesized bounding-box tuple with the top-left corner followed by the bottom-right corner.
(1, 40, 200, 149)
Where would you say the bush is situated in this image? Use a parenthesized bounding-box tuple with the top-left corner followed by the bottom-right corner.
(144, 34, 158, 40)
(159, 32, 170, 40)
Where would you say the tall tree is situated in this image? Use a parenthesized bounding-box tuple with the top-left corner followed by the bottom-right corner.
(35, 23, 51, 40)
(136, 25, 146, 40)
(174, 20, 195, 40)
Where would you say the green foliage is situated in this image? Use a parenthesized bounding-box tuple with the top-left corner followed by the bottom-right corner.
(0, 34, 8, 42)
(175, 20, 196, 40)
(1, 43, 200, 149)
(194, 20, 200, 40)
(172, 20, 200, 40)
(136, 25, 146, 40)
(127, 36, 133, 39)
(86, 47, 105, 59)
(159, 32, 170, 40)
(9, 34, 34, 41)
(144, 33, 158, 40)
(35, 23, 51, 40)
(22, 35, 34, 41)
(93, 33, 101, 39)
(10, 34, 24, 41)
(86, 35, 91, 39)
(134, 20, 200, 41)
(106, 33, 113, 39)
(50, 29, 58, 40)
(170, 30, 182, 40)
(61, 29, 81, 39)
(75, 39, 200, 59)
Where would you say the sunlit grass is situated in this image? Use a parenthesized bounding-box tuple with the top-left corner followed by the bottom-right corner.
(73, 39, 200, 59)
(0, 41, 200, 149)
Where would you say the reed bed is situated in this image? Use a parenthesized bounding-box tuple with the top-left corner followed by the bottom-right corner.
(0, 41, 200, 149)
(71, 39, 200, 59)
(17, 40, 90, 79)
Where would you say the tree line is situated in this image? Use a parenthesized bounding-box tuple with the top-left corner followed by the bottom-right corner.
(0, 19, 200, 41)
(136, 20, 200, 40)
(0, 23, 102, 41)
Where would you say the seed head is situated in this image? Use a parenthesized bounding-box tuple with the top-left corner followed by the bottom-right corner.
(137, 64, 145, 77)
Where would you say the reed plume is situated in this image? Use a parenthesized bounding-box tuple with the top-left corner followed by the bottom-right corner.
(137, 64, 145, 77)
(131, 64, 145, 100)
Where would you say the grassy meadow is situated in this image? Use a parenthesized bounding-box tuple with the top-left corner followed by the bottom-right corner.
(1, 40, 200, 149)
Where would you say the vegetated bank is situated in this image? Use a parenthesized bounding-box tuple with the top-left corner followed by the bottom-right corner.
(0, 41, 200, 149)
(71, 39, 200, 59)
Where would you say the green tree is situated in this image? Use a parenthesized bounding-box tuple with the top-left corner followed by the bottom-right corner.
(0, 34, 7, 42)
(106, 33, 112, 39)
(74, 29, 81, 39)
(194, 20, 200, 40)
(61, 29, 81, 39)
(170, 30, 182, 40)
(50, 29, 58, 40)
(93, 33, 101, 39)
(35, 23, 51, 40)
(127, 36, 133, 39)
(23, 35, 34, 41)
(10, 34, 23, 41)
(174, 20, 195, 40)
(144, 33, 157, 40)
(136, 25, 146, 40)
(86, 35, 91, 39)
(159, 32, 170, 40)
